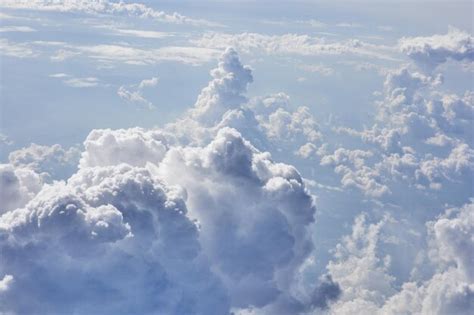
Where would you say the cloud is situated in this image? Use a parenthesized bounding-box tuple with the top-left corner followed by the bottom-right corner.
(0, 165, 229, 314)
(79, 127, 171, 168)
(400, 27, 474, 70)
(117, 77, 159, 109)
(0, 133, 13, 146)
(155, 127, 317, 312)
(112, 28, 173, 39)
(49, 73, 100, 88)
(0, 0, 219, 27)
(192, 32, 398, 61)
(8, 143, 80, 180)
(0, 25, 36, 32)
(64, 43, 220, 66)
(0, 129, 317, 314)
(317, 57, 473, 200)
(64, 77, 100, 88)
(321, 200, 474, 315)
(0, 48, 322, 315)
(0, 164, 43, 214)
(0, 38, 37, 58)
(299, 64, 335, 76)
(189, 47, 254, 125)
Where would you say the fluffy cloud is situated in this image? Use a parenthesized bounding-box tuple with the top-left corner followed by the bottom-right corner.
(79, 127, 173, 168)
(0, 164, 43, 214)
(315, 60, 473, 200)
(400, 28, 474, 70)
(189, 48, 253, 125)
(156, 127, 317, 313)
(325, 202, 474, 315)
(0, 128, 318, 314)
(8, 143, 80, 179)
(0, 49, 322, 315)
(0, 164, 229, 314)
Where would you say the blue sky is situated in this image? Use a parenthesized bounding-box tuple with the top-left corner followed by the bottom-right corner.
(0, 1, 473, 314)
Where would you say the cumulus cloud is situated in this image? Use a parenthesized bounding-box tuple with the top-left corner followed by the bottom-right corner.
(8, 143, 80, 180)
(317, 59, 473, 200)
(400, 27, 474, 70)
(325, 202, 474, 315)
(156, 127, 316, 313)
(0, 164, 43, 214)
(79, 127, 172, 168)
(0, 48, 322, 314)
(0, 165, 229, 314)
(189, 48, 253, 125)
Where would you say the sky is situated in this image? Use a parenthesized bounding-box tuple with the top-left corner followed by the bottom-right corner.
(0, 1, 473, 314)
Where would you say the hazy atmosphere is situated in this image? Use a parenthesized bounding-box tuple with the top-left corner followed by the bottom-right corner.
(0, 1, 473, 314)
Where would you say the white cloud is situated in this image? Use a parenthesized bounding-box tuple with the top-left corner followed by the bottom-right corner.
(49, 73, 100, 87)
(326, 202, 474, 315)
(155, 127, 317, 313)
(327, 214, 397, 314)
(113, 28, 172, 39)
(49, 73, 69, 78)
(299, 64, 335, 76)
(64, 77, 100, 88)
(400, 27, 474, 70)
(0, 25, 36, 32)
(66, 43, 219, 66)
(0, 275, 14, 293)
(0, 0, 219, 27)
(0, 48, 324, 315)
(79, 127, 171, 168)
(191, 32, 398, 61)
(0, 38, 37, 58)
(188, 47, 253, 125)
(0, 164, 43, 214)
(117, 77, 159, 109)
(8, 143, 80, 180)
(0, 133, 13, 146)
(335, 22, 362, 28)
(0, 164, 229, 314)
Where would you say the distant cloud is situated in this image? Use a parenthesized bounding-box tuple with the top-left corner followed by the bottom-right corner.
(192, 32, 398, 61)
(0, 133, 13, 146)
(8, 143, 81, 180)
(0, 26, 36, 32)
(112, 28, 173, 39)
(0, 0, 219, 27)
(400, 27, 474, 70)
(336, 22, 362, 28)
(0, 38, 37, 58)
(64, 77, 99, 88)
(117, 77, 159, 109)
(49, 73, 100, 88)
(299, 63, 335, 76)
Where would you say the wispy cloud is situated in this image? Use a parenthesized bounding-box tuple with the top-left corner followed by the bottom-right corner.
(299, 64, 335, 76)
(192, 32, 399, 61)
(118, 77, 159, 109)
(0, 38, 37, 58)
(0, 26, 36, 32)
(49, 73, 100, 88)
(0, 0, 220, 27)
